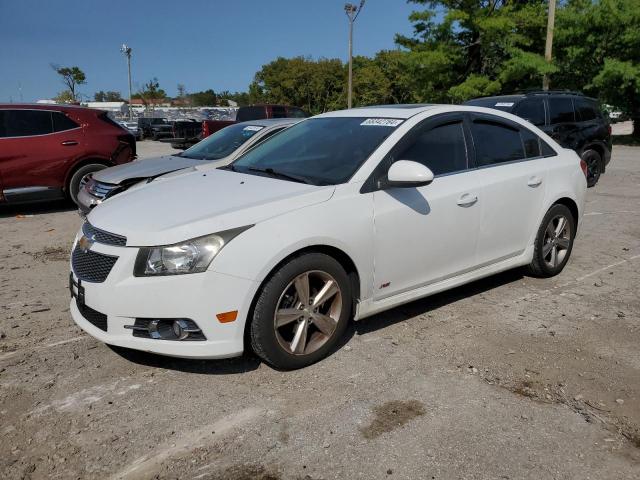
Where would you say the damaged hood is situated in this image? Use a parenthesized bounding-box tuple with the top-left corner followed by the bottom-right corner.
(87, 168, 335, 246)
(91, 155, 208, 185)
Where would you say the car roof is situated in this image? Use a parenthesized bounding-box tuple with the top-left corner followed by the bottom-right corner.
(236, 118, 300, 127)
(0, 103, 97, 112)
(315, 104, 439, 119)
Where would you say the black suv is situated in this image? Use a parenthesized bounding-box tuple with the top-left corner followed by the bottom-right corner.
(465, 91, 611, 187)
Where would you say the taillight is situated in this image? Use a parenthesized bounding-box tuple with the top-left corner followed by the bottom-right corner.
(580, 158, 588, 178)
(607, 124, 612, 136)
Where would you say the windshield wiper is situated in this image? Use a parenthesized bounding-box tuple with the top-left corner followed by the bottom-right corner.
(247, 167, 313, 185)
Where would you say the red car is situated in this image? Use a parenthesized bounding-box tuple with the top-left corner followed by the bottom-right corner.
(0, 104, 135, 205)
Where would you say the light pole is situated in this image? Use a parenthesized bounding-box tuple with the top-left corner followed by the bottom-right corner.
(345, 1, 365, 109)
(542, 0, 556, 91)
(120, 44, 133, 120)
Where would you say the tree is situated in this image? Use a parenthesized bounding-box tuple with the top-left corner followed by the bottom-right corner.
(189, 89, 217, 106)
(51, 65, 86, 101)
(555, 0, 640, 136)
(132, 78, 167, 110)
(94, 90, 124, 102)
(54, 90, 75, 104)
(395, 1, 552, 102)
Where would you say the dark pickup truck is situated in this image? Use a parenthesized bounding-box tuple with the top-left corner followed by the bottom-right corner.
(163, 104, 309, 149)
(137, 117, 173, 140)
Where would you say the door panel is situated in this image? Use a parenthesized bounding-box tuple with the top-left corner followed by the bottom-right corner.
(372, 172, 482, 299)
(469, 114, 547, 265)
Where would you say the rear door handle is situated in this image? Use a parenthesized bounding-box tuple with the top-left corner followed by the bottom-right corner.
(527, 176, 543, 187)
(61, 140, 78, 146)
(457, 193, 478, 207)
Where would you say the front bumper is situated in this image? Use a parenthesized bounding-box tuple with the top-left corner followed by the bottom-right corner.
(69, 239, 257, 359)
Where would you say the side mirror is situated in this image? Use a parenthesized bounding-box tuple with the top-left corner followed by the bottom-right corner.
(382, 160, 434, 189)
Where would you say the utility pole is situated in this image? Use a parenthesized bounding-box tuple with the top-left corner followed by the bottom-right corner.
(345, 1, 365, 109)
(543, 0, 557, 91)
(121, 44, 133, 120)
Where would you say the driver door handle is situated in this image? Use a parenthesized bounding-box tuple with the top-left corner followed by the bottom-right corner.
(61, 140, 78, 146)
(457, 193, 478, 207)
(527, 176, 543, 187)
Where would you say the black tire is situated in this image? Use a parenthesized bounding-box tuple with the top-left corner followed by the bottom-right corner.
(249, 253, 352, 370)
(67, 163, 108, 205)
(527, 204, 576, 277)
(582, 149, 602, 187)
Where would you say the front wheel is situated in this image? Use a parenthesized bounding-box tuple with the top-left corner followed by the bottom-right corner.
(67, 163, 108, 205)
(527, 204, 576, 277)
(249, 253, 352, 370)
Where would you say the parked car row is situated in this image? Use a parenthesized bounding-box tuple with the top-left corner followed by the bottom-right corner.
(67, 104, 588, 369)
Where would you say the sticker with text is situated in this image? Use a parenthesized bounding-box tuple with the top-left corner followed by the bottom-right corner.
(243, 125, 264, 132)
(360, 118, 403, 127)
(495, 102, 514, 107)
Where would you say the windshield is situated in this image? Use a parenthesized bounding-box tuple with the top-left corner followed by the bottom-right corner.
(231, 117, 401, 185)
(181, 123, 264, 160)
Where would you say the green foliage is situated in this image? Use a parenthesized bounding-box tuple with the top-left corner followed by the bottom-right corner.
(53, 90, 75, 104)
(94, 90, 123, 102)
(132, 78, 167, 103)
(189, 89, 217, 106)
(51, 65, 86, 101)
(555, 0, 640, 135)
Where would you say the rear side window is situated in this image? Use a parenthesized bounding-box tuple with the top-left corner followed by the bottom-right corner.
(549, 97, 575, 124)
(514, 98, 545, 126)
(0, 109, 53, 137)
(271, 106, 287, 118)
(287, 107, 308, 118)
(396, 121, 468, 176)
(575, 98, 599, 122)
(52, 112, 79, 132)
(237, 106, 267, 122)
(520, 129, 541, 158)
(471, 120, 524, 166)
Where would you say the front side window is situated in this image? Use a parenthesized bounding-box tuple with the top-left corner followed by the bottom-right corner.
(515, 98, 546, 126)
(549, 97, 575, 124)
(395, 121, 468, 176)
(471, 120, 525, 166)
(0, 110, 53, 137)
(232, 117, 401, 185)
(182, 123, 265, 160)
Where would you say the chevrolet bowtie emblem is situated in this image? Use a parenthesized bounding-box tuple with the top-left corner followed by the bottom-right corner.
(78, 235, 94, 253)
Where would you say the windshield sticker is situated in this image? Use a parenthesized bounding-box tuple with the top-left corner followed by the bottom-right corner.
(360, 118, 403, 127)
(243, 125, 264, 132)
(495, 102, 514, 107)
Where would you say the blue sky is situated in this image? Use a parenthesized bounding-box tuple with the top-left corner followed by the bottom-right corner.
(0, 0, 418, 102)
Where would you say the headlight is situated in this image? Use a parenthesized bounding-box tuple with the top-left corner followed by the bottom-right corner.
(133, 226, 252, 277)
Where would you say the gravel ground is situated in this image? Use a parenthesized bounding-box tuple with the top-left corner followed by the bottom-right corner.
(1, 143, 639, 479)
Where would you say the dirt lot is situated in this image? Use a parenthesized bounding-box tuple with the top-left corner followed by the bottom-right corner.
(1, 143, 639, 479)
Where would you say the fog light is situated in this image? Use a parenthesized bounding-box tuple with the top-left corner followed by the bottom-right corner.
(125, 318, 206, 341)
(172, 319, 190, 340)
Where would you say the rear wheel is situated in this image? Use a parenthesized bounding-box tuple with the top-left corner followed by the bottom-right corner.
(67, 163, 108, 205)
(249, 253, 352, 370)
(581, 149, 602, 187)
(527, 204, 576, 277)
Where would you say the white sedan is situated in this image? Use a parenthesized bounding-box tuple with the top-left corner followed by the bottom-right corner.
(69, 105, 587, 369)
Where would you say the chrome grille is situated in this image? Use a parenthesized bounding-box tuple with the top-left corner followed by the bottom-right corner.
(82, 222, 127, 247)
(71, 246, 118, 283)
(87, 179, 119, 200)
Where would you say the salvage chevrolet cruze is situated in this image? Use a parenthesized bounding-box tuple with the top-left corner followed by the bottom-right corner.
(69, 105, 587, 369)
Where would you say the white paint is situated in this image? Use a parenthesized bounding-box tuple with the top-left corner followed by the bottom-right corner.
(72, 105, 587, 361)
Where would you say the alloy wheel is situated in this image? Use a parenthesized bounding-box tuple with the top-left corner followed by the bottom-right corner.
(273, 270, 343, 356)
(542, 214, 571, 269)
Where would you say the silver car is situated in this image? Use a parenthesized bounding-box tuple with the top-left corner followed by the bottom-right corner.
(77, 118, 297, 215)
